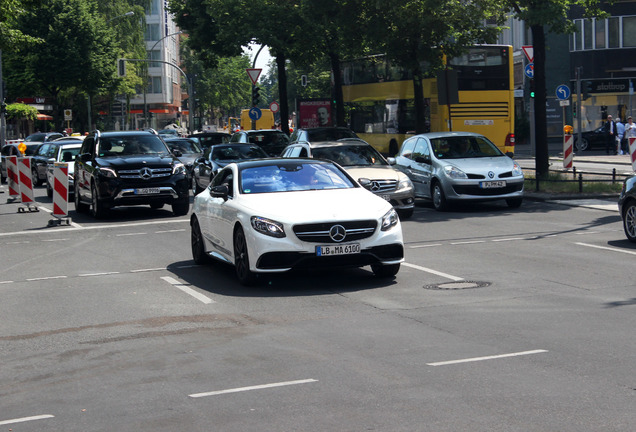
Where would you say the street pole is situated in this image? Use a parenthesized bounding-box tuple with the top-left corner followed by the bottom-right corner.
(576, 66, 582, 152)
(0, 49, 6, 148)
(250, 45, 265, 130)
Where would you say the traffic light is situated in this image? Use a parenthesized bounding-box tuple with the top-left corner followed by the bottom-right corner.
(117, 59, 126, 77)
(582, 80, 593, 100)
(529, 79, 535, 98)
(0, 100, 6, 115)
(252, 86, 260, 106)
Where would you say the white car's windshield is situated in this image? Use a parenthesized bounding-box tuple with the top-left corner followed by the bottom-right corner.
(431, 136, 503, 159)
(240, 162, 354, 194)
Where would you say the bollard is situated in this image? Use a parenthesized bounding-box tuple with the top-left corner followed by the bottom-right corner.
(630, 137, 636, 172)
(563, 125, 573, 169)
(49, 162, 71, 226)
(6, 155, 20, 202)
(578, 173, 583, 193)
(17, 157, 38, 213)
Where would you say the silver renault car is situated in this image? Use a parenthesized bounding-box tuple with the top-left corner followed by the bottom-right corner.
(394, 132, 524, 211)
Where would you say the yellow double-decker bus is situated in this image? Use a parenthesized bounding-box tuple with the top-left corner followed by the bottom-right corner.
(342, 45, 515, 156)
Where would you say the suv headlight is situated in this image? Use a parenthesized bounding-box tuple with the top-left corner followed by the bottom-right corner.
(172, 163, 186, 175)
(381, 208, 399, 231)
(98, 167, 117, 178)
(443, 165, 467, 179)
(251, 216, 286, 238)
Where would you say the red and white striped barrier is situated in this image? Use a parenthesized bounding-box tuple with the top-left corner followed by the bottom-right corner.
(17, 157, 38, 212)
(52, 163, 69, 218)
(563, 133, 573, 169)
(630, 137, 636, 172)
(6, 155, 20, 200)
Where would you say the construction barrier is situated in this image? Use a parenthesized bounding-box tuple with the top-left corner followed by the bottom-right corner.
(563, 132, 573, 169)
(630, 137, 636, 172)
(17, 157, 38, 212)
(49, 162, 71, 226)
(6, 155, 20, 201)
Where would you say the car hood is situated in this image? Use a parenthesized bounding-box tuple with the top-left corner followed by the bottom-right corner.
(97, 155, 177, 168)
(239, 187, 393, 222)
(437, 156, 518, 174)
(342, 165, 402, 181)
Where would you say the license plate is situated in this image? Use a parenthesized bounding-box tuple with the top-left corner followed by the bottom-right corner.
(135, 187, 161, 194)
(380, 194, 391, 201)
(480, 180, 506, 189)
(316, 243, 361, 256)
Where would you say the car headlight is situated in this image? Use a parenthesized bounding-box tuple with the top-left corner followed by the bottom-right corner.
(443, 165, 467, 179)
(381, 208, 399, 231)
(251, 216, 286, 238)
(173, 163, 186, 175)
(512, 163, 523, 177)
(397, 177, 413, 191)
(98, 167, 117, 178)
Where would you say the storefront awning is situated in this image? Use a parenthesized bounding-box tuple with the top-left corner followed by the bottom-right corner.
(37, 113, 53, 120)
(130, 109, 144, 114)
(149, 109, 170, 114)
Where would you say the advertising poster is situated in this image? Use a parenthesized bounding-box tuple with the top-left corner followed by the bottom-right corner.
(298, 99, 332, 128)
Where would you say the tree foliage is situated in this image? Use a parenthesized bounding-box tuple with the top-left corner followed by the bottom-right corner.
(0, 0, 43, 51)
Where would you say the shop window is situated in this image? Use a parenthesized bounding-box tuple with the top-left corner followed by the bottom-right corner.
(609, 17, 620, 48)
(595, 19, 606, 49)
(624, 16, 636, 47)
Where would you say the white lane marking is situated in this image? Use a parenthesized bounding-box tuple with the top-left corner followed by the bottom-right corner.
(0, 280, 14, 284)
(189, 379, 318, 398)
(161, 276, 214, 304)
(130, 267, 165, 273)
(575, 231, 600, 235)
(7, 241, 29, 244)
(576, 242, 636, 256)
(410, 243, 443, 248)
(0, 414, 55, 426)
(0, 218, 188, 237)
(79, 272, 121, 277)
(155, 229, 185, 233)
(42, 238, 68, 242)
(491, 237, 525, 242)
(116, 232, 147, 237)
(26, 275, 67, 282)
(450, 240, 485, 245)
(427, 349, 548, 366)
(402, 262, 464, 281)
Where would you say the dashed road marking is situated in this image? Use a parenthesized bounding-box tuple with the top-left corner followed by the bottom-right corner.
(26, 275, 67, 282)
(79, 271, 121, 277)
(161, 276, 214, 304)
(130, 267, 165, 273)
(576, 242, 636, 255)
(427, 349, 548, 366)
(0, 414, 55, 426)
(402, 262, 464, 281)
(189, 378, 318, 398)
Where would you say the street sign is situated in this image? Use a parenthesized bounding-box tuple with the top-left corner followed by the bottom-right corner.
(556, 84, 571, 100)
(269, 101, 280, 113)
(64, 109, 72, 121)
(559, 100, 570, 106)
(248, 107, 262, 121)
(522, 46, 534, 63)
(246, 68, 262, 85)
(524, 63, 534, 79)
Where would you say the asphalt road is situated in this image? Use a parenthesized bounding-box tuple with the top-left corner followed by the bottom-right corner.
(1, 185, 635, 431)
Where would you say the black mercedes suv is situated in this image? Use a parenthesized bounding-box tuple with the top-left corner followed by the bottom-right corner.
(74, 130, 190, 218)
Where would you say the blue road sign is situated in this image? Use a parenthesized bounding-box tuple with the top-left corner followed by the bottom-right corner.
(556, 84, 571, 100)
(248, 107, 262, 121)
(524, 63, 534, 79)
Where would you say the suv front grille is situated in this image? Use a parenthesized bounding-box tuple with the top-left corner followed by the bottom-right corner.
(118, 167, 172, 180)
(293, 220, 377, 243)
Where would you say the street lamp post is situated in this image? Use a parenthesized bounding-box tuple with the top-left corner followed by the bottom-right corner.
(143, 30, 184, 129)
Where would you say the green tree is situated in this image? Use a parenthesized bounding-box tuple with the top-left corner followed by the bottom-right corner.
(0, 0, 42, 51)
(503, 0, 605, 176)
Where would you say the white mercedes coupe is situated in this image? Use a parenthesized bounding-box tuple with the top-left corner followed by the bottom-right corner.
(190, 158, 404, 285)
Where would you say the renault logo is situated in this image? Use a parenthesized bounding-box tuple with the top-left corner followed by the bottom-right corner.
(140, 167, 152, 179)
(488, 171, 495, 179)
(329, 224, 347, 242)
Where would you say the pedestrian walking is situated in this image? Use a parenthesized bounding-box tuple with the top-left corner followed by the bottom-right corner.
(616, 117, 625, 154)
(604, 115, 618, 155)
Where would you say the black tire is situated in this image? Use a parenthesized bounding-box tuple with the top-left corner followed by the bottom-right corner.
(1, 174, 6, 184)
(398, 208, 414, 219)
(506, 198, 523, 208)
(575, 138, 589, 152)
(192, 176, 203, 195)
(90, 183, 107, 219)
(623, 201, 636, 243)
(191, 217, 210, 264)
(46, 180, 53, 198)
(74, 183, 89, 213)
(432, 182, 448, 211)
(234, 226, 256, 286)
(371, 263, 400, 277)
(32, 168, 41, 186)
(172, 194, 189, 216)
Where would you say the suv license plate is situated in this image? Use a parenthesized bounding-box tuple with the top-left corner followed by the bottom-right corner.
(480, 181, 506, 189)
(136, 187, 161, 194)
(316, 243, 361, 256)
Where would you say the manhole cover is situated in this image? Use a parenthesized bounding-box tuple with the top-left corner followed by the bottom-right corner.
(423, 280, 490, 290)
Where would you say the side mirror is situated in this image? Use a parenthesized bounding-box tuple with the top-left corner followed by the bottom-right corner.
(210, 184, 229, 200)
(358, 178, 373, 190)
(414, 155, 431, 164)
(172, 149, 183, 157)
(386, 157, 397, 165)
(80, 153, 91, 162)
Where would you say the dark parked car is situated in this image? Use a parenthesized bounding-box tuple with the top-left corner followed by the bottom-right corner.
(573, 126, 610, 152)
(230, 129, 290, 157)
(45, 141, 82, 198)
(191, 143, 268, 194)
(189, 131, 231, 150)
(289, 127, 359, 144)
(32, 142, 68, 186)
(74, 130, 190, 218)
(24, 132, 64, 144)
(1, 142, 41, 184)
(163, 137, 203, 180)
(618, 175, 636, 242)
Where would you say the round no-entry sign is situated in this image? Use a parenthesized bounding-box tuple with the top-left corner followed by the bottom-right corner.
(269, 101, 280, 113)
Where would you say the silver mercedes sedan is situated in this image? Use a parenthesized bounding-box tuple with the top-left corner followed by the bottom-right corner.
(394, 132, 524, 211)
